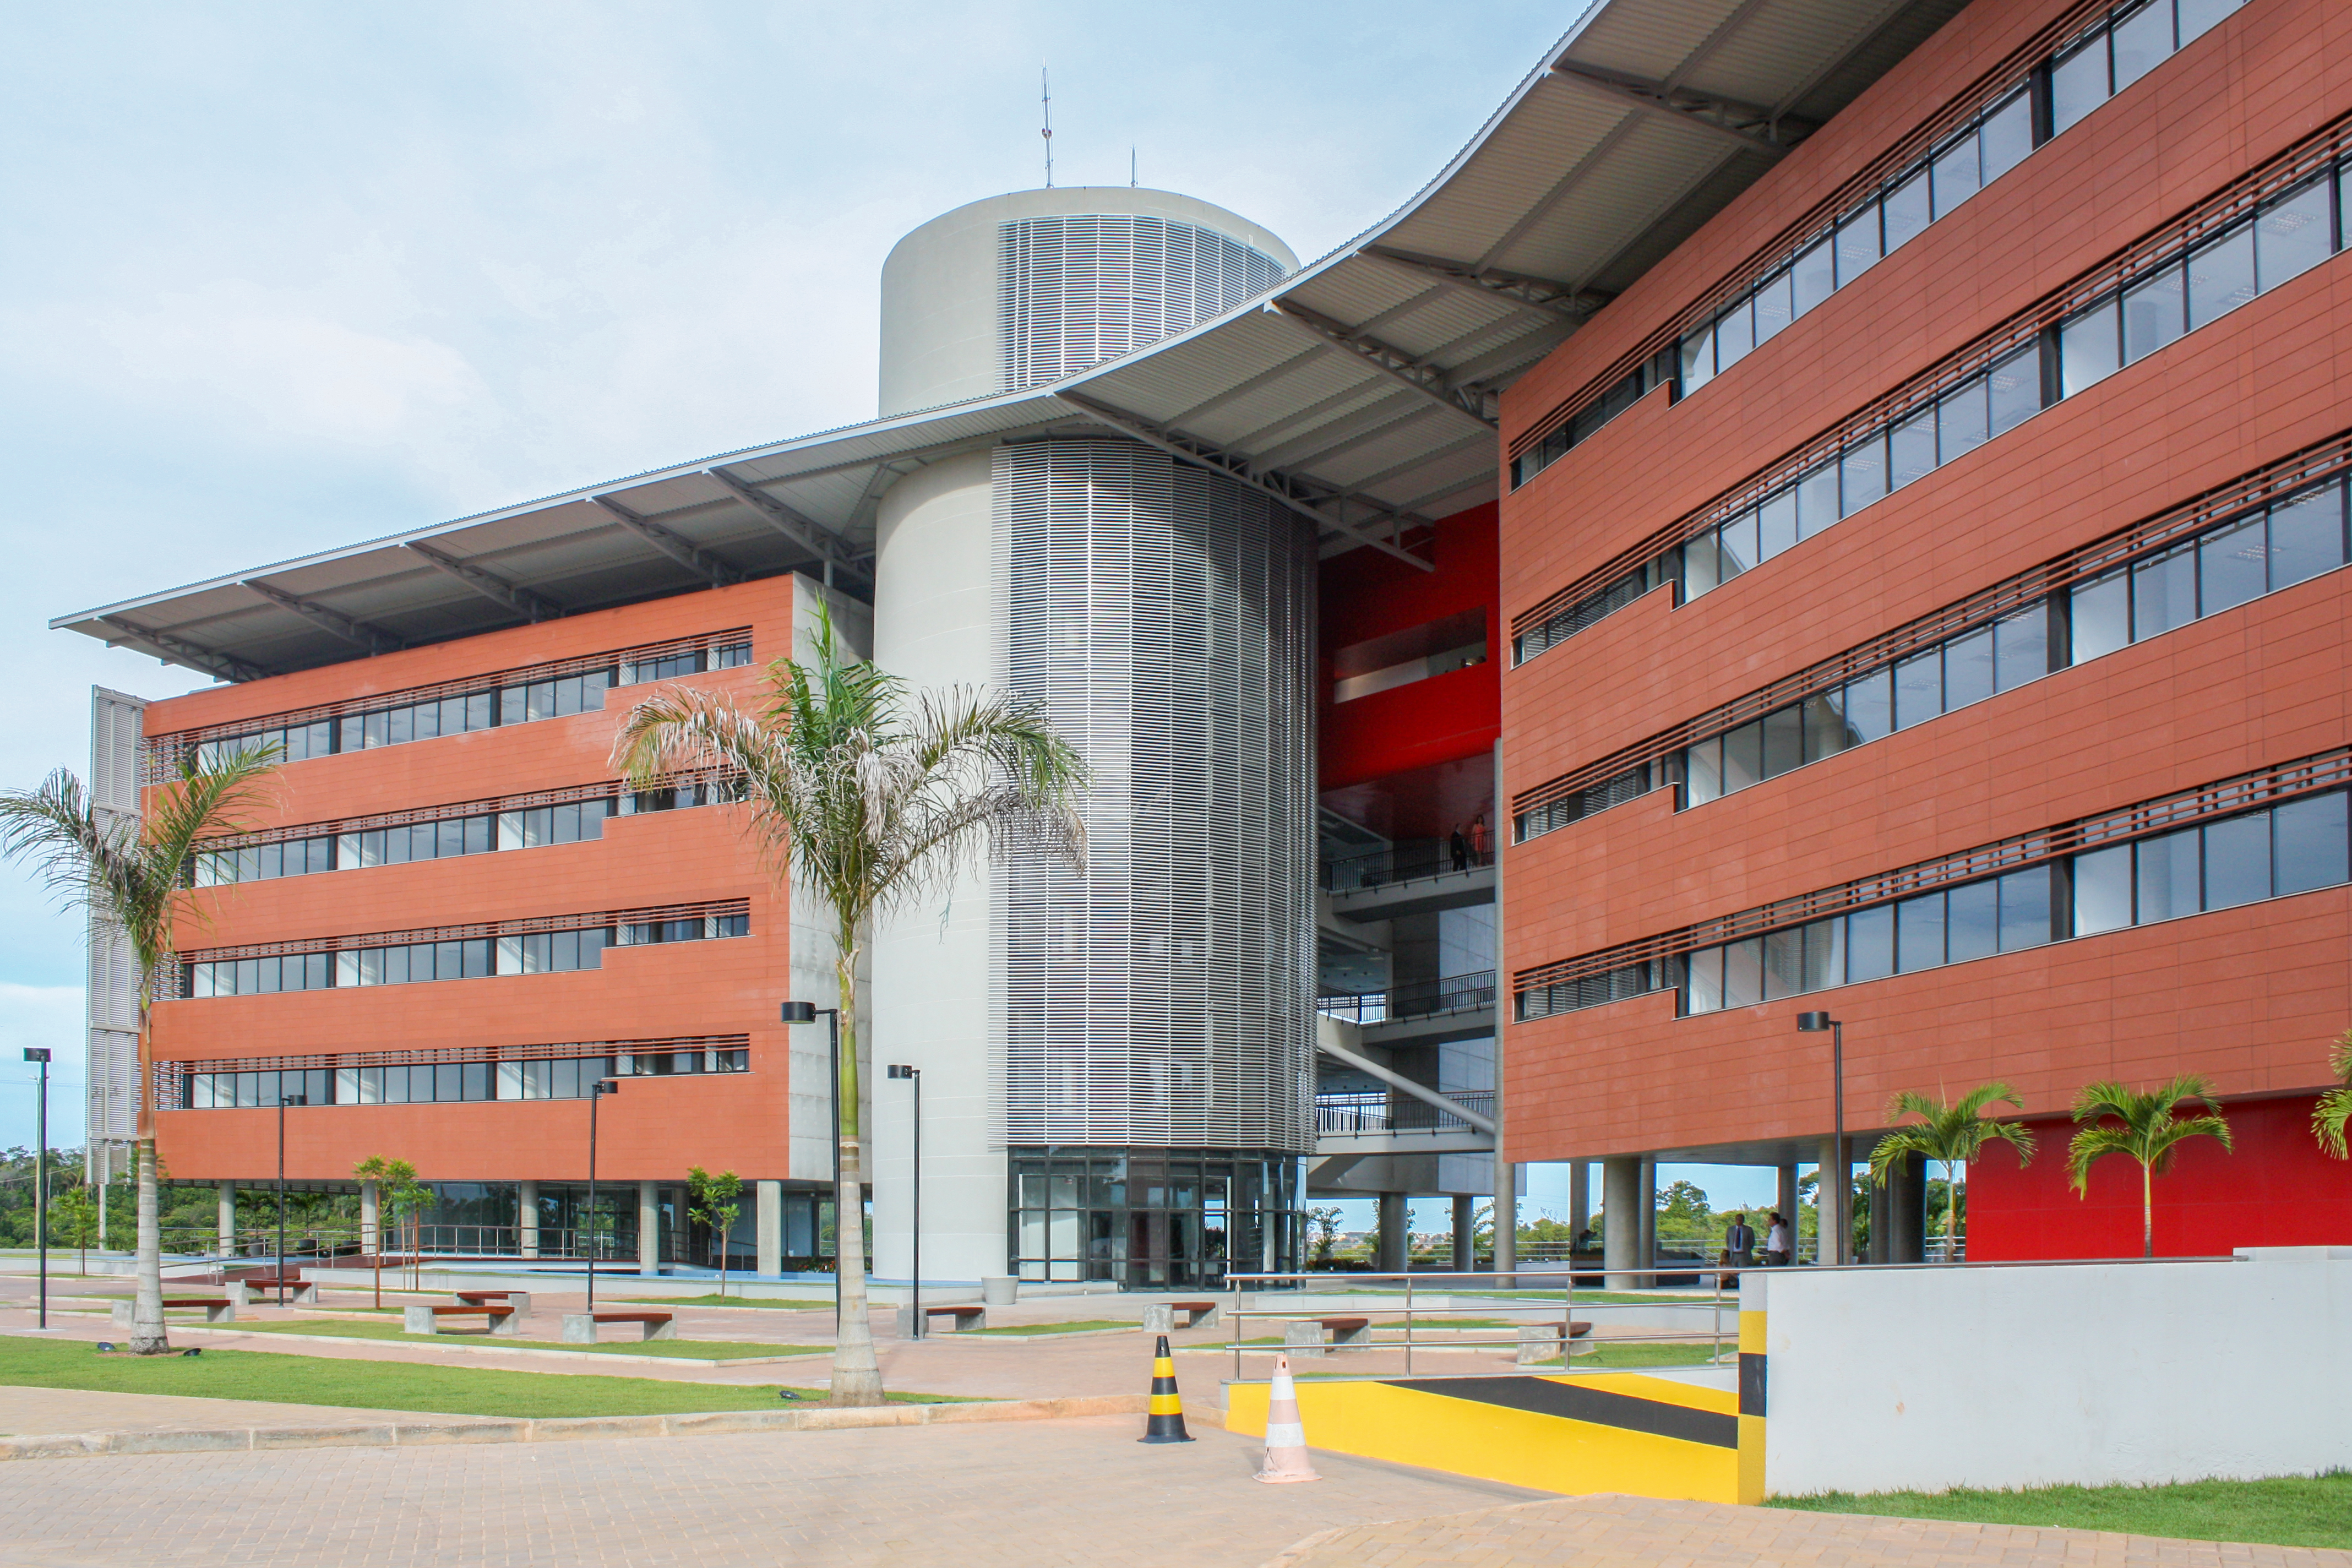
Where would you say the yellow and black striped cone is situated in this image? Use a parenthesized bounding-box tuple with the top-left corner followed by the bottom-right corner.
(1139, 1334, 1195, 1444)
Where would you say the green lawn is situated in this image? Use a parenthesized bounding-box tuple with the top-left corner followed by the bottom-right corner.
(965, 1319, 1134, 1336)
(0, 1336, 951, 1417)
(1525, 1341, 1725, 1369)
(636, 1294, 835, 1310)
(1771, 1473, 2352, 1550)
(227, 1320, 825, 1360)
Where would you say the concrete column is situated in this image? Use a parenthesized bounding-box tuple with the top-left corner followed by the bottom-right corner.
(518, 1181, 539, 1259)
(1816, 1138, 1843, 1265)
(1451, 1193, 1475, 1271)
(1889, 1153, 1927, 1264)
(217, 1183, 236, 1256)
(1777, 1164, 1799, 1259)
(1869, 1166, 1892, 1264)
(1376, 1193, 1408, 1274)
(1568, 1162, 1591, 1239)
(638, 1181, 660, 1276)
(360, 1181, 379, 1256)
(1602, 1157, 1640, 1291)
(1637, 1158, 1657, 1282)
(757, 1179, 784, 1277)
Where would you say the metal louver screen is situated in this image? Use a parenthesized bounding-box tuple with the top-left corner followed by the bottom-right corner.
(999, 216, 1285, 393)
(993, 440, 1316, 1152)
(88, 686, 146, 1141)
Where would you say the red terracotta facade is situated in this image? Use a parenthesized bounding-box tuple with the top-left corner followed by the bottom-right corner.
(1496, 0, 2352, 1254)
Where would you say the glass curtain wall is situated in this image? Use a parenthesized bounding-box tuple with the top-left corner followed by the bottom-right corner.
(1006, 1147, 1302, 1287)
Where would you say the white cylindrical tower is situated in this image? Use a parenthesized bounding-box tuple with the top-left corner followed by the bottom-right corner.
(870, 187, 1314, 1292)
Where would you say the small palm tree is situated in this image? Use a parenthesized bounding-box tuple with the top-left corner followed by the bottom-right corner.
(2067, 1076, 2233, 1258)
(2312, 1030, 2352, 1159)
(0, 747, 280, 1353)
(612, 606, 1085, 1406)
(1866, 1083, 2037, 1260)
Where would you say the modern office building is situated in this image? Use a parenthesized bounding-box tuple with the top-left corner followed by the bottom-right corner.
(58, 0, 2349, 1283)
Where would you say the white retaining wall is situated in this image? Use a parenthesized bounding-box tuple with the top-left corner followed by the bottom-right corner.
(1751, 1247, 2351, 1495)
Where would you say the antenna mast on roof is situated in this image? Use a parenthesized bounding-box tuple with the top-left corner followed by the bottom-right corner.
(1041, 67, 1054, 189)
(1130, 146, 1137, 188)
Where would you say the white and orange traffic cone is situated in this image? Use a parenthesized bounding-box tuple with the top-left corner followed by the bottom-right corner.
(1254, 1353, 1320, 1483)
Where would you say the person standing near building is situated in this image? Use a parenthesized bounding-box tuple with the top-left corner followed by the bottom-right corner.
(1763, 1211, 1791, 1266)
(1723, 1211, 1756, 1268)
(1449, 825, 1468, 872)
(1467, 813, 1489, 867)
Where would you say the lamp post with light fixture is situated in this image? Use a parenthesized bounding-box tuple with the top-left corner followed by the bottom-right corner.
(276, 1091, 307, 1304)
(888, 1064, 921, 1337)
(25, 1048, 51, 1327)
(780, 1001, 842, 1327)
(586, 1077, 620, 1310)
(1796, 1012, 1845, 1265)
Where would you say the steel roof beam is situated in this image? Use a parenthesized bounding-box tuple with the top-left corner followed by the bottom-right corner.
(96, 617, 268, 683)
(402, 541, 563, 622)
(1361, 246, 1608, 323)
(1161, 346, 1326, 428)
(590, 496, 742, 589)
(1550, 62, 1800, 157)
(705, 468, 874, 585)
(1267, 405, 1443, 479)
(1472, 112, 1647, 275)
(1272, 302, 1499, 431)
(240, 580, 402, 655)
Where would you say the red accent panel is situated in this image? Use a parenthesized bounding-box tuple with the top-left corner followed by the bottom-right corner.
(1968, 1095, 2352, 1260)
(1320, 503, 1500, 792)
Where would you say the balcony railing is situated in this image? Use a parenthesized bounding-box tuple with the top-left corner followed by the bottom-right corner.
(1322, 838, 1492, 894)
(1315, 1089, 1495, 1136)
(1316, 969, 1495, 1025)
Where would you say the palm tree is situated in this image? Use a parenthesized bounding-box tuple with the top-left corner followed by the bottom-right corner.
(0, 747, 280, 1353)
(2312, 1030, 2352, 1159)
(1866, 1083, 2037, 1260)
(611, 605, 1085, 1406)
(2067, 1076, 2233, 1259)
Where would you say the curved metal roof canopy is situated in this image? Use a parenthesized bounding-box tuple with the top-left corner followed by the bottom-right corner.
(56, 0, 1962, 683)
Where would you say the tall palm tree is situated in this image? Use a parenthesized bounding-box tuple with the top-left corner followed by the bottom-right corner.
(2067, 1076, 2233, 1259)
(2313, 1030, 2352, 1159)
(1866, 1082, 2037, 1259)
(0, 747, 280, 1353)
(611, 606, 1085, 1406)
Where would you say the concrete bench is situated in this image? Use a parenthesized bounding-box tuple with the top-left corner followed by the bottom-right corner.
(1283, 1315, 1370, 1357)
(403, 1303, 519, 1336)
(455, 1289, 531, 1316)
(562, 1311, 676, 1343)
(896, 1303, 986, 1336)
(228, 1277, 319, 1306)
(1140, 1299, 1219, 1333)
(112, 1297, 235, 1326)
(1515, 1320, 1596, 1365)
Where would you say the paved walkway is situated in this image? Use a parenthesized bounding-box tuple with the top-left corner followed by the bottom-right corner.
(0, 1385, 493, 1438)
(0, 1414, 1538, 1568)
(1264, 1495, 2352, 1568)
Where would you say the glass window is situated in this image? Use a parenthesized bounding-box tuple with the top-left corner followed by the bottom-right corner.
(1980, 90, 2034, 183)
(1987, 344, 2043, 436)
(2186, 225, 2256, 330)
(1723, 938, 1765, 1008)
(1840, 437, 1888, 517)
(1842, 668, 1893, 742)
(2136, 829, 2203, 922)
(1723, 722, 1765, 794)
(2123, 263, 2187, 364)
(1763, 928, 1805, 999)
(1793, 237, 1836, 317)
(2071, 568, 2131, 662)
(1681, 329, 1715, 393)
(2132, 545, 2197, 638)
(2256, 178, 2334, 292)
(1762, 706, 1804, 778)
(2268, 482, 2347, 590)
(1754, 269, 1796, 345)
(1719, 508, 1760, 578)
(2198, 513, 2267, 616)
(1894, 648, 1943, 729)
(1801, 917, 1843, 991)
(2176, 0, 2242, 43)
(1715, 300, 1756, 372)
(1997, 865, 2053, 951)
(1847, 904, 1895, 982)
(2109, 0, 2172, 91)
(1938, 377, 1990, 462)
(1883, 170, 1932, 251)
(1681, 530, 1721, 596)
(1795, 463, 1840, 539)
(2075, 843, 2135, 934)
(2273, 791, 2350, 895)
(2202, 813, 2272, 910)
(2051, 34, 2109, 135)
(1929, 134, 1980, 220)
(2060, 300, 2121, 396)
(1686, 736, 1723, 805)
(1896, 892, 1946, 972)
(1994, 603, 2050, 692)
(1946, 879, 2000, 962)
(1890, 408, 1936, 490)
(1802, 691, 1851, 763)
(1834, 204, 1882, 284)
(1943, 626, 1995, 710)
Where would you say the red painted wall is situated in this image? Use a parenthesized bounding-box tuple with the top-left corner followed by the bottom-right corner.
(1320, 502, 1500, 792)
(1969, 1095, 2352, 1259)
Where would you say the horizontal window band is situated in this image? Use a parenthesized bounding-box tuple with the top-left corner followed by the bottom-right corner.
(1509, 0, 2190, 464)
(1511, 431, 2352, 821)
(1510, 107, 2352, 649)
(176, 897, 750, 965)
(157, 1036, 749, 1076)
(1511, 747, 2352, 999)
(148, 627, 754, 757)
(190, 767, 741, 854)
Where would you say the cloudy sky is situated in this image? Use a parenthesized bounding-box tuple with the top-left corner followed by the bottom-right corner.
(0, 0, 1778, 1217)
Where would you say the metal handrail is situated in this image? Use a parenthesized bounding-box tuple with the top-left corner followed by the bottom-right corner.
(1322, 840, 1494, 893)
(1316, 970, 1496, 1025)
(1314, 1090, 1496, 1135)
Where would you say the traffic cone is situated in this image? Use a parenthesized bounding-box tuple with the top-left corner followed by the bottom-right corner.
(1139, 1334, 1195, 1444)
(1254, 1354, 1320, 1483)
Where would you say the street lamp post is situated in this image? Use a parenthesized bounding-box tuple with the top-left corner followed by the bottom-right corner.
(586, 1078, 620, 1310)
(781, 1002, 842, 1329)
(1796, 1012, 1844, 1265)
(276, 1091, 308, 1305)
(888, 1064, 920, 1338)
(25, 1049, 51, 1329)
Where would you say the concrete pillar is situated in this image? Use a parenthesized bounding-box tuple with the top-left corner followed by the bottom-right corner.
(1451, 1193, 1476, 1271)
(1817, 1137, 1845, 1266)
(1889, 1152, 1927, 1264)
(1376, 1193, 1408, 1274)
(217, 1183, 236, 1257)
(1602, 1157, 1640, 1291)
(1869, 1166, 1892, 1264)
(1777, 1164, 1800, 1260)
(1568, 1162, 1591, 1239)
(757, 1179, 784, 1277)
(638, 1180, 660, 1276)
(360, 1181, 379, 1256)
(518, 1181, 539, 1259)
(1637, 1158, 1657, 1282)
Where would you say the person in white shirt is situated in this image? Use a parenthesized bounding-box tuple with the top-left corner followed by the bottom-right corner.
(1764, 1212, 1792, 1266)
